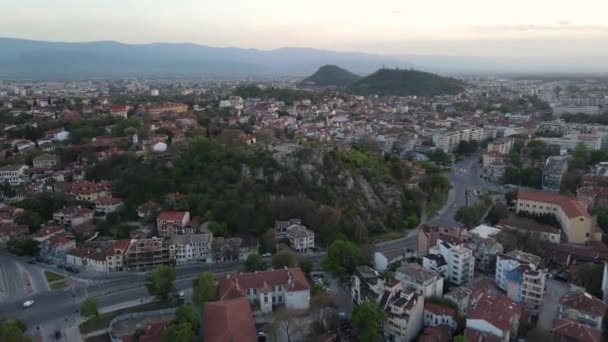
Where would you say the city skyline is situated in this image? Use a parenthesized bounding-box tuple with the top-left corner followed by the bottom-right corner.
(2, 0, 608, 59)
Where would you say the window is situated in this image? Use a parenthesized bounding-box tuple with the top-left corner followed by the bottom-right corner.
(264, 296, 268, 303)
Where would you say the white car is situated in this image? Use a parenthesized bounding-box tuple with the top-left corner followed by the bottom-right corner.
(262, 253, 272, 257)
(22, 300, 34, 308)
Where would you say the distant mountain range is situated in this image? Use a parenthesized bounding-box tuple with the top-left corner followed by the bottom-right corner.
(348, 68, 465, 96)
(1, 37, 607, 79)
(299, 65, 361, 87)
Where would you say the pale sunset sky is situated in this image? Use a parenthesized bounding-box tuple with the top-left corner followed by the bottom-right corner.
(2, 0, 608, 57)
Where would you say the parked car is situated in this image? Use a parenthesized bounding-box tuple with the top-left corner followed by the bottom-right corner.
(22, 300, 34, 308)
(262, 253, 272, 258)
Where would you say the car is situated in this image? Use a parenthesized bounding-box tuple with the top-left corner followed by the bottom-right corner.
(22, 300, 34, 308)
(262, 253, 272, 258)
(27, 259, 36, 264)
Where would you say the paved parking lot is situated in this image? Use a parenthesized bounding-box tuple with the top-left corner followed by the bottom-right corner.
(538, 279, 569, 329)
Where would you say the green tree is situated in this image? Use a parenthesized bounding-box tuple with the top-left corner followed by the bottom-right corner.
(351, 302, 385, 342)
(175, 304, 200, 333)
(487, 203, 509, 225)
(298, 258, 313, 274)
(192, 272, 216, 305)
(244, 253, 267, 272)
(322, 239, 365, 277)
(15, 211, 42, 232)
(0, 320, 29, 342)
(272, 250, 298, 269)
(161, 322, 194, 342)
(80, 297, 98, 318)
(453, 335, 466, 342)
(145, 265, 176, 302)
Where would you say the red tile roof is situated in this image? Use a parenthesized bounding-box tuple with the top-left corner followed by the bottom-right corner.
(424, 302, 456, 318)
(552, 318, 602, 342)
(418, 325, 451, 342)
(95, 196, 123, 205)
(203, 298, 257, 342)
(559, 292, 607, 317)
(218, 268, 310, 300)
(518, 191, 590, 219)
(464, 328, 502, 342)
(111, 240, 131, 252)
(47, 234, 73, 246)
(468, 294, 522, 332)
(157, 211, 188, 221)
(33, 225, 63, 238)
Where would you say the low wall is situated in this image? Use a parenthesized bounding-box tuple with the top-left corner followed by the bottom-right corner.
(108, 307, 176, 342)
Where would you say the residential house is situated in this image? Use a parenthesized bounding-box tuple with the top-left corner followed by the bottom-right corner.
(53, 206, 94, 229)
(42, 234, 76, 254)
(380, 285, 424, 342)
(275, 219, 315, 253)
(217, 268, 311, 313)
(212, 237, 258, 262)
(69, 180, 110, 202)
(93, 196, 124, 215)
(0, 164, 29, 186)
(495, 250, 546, 315)
(136, 201, 160, 219)
(555, 292, 606, 330)
(516, 191, 593, 244)
(203, 298, 257, 342)
(169, 232, 213, 264)
(424, 302, 458, 331)
(465, 294, 524, 342)
(395, 263, 444, 298)
(32, 225, 64, 242)
(374, 248, 413, 272)
(418, 326, 451, 342)
(44, 128, 69, 141)
(66, 240, 131, 273)
(156, 211, 190, 237)
(466, 235, 503, 275)
(417, 225, 466, 257)
(445, 276, 498, 316)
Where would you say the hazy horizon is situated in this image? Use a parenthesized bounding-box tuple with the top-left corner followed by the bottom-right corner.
(2, 0, 608, 61)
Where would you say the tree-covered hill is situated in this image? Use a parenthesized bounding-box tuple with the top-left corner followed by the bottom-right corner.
(86, 139, 449, 245)
(299, 65, 361, 87)
(348, 68, 465, 96)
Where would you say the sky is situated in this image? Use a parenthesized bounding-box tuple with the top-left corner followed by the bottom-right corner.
(2, 0, 608, 58)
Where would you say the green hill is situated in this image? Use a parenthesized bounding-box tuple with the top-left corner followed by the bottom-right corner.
(348, 68, 465, 96)
(300, 65, 361, 87)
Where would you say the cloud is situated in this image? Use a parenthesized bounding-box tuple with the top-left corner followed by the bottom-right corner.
(557, 20, 571, 26)
(472, 23, 608, 32)
(391, 10, 406, 15)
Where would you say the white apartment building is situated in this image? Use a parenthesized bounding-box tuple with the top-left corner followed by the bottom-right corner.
(487, 137, 514, 155)
(0, 164, 29, 186)
(432, 128, 484, 152)
(286, 225, 315, 253)
(169, 233, 213, 264)
(495, 250, 546, 314)
(425, 238, 475, 285)
(395, 263, 444, 298)
(537, 133, 603, 151)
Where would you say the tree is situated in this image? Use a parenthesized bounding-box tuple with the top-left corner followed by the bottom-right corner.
(272, 250, 297, 269)
(311, 291, 337, 332)
(0, 320, 29, 342)
(244, 253, 267, 272)
(453, 335, 466, 342)
(192, 272, 216, 305)
(175, 304, 200, 333)
(145, 265, 176, 302)
(487, 203, 509, 225)
(161, 322, 194, 342)
(351, 302, 384, 342)
(322, 239, 365, 277)
(80, 297, 98, 318)
(273, 308, 305, 342)
(7, 238, 40, 256)
(298, 258, 313, 274)
(15, 211, 42, 232)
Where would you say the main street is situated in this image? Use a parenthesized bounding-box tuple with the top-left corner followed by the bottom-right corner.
(0, 153, 500, 339)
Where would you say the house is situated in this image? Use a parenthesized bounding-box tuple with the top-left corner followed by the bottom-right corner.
(445, 276, 498, 316)
(32, 225, 64, 242)
(417, 225, 466, 257)
(66, 240, 131, 273)
(156, 211, 190, 236)
(395, 263, 444, 298)
(42, 234, 76, 254)
(425, 238, 475, 285)
(212, 237, 258, 262)
(275, 219, 315, 253)
(374, 248, 413, 272)
(169, 232, 213, 264)
(93, 196, 124, 215)
(465, 293, 524, 342)
(217, 268, 311, 313)
(495, 250, 546, 315)
(32, 153, 57, 169)
(465, 235, 503, 275)
(136, 201, 160, 219)
(0, 164, 29, 186)
(53, 206, 94, 229)
(516, 191, 593, 244)
(555, 292, 606, 330)
(551, 319, 602, 342)
(110, 104, 129, 118)
(418, 325, 451, 342)
(44, 128, 69, 141)
(69, 180, 110, 202)
(379, 285, 425, 342)
(203, 298, 257, 342)
(424, 302, 458, 331)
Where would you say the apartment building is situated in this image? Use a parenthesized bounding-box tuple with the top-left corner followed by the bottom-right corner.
(424, 238, 475, 285)
(495, 250, 546, 315)
(124, 237, 170, 271)
(417, 225, 466, 257)
(465, 235, 503, 275)
(274, 219, 315, 253)
(66, 240, 131, 273)
(516, 191, 593, 244)
(542, 155, 570, 192)
(93, 196, 124, 215)
(53, 206, 94, 228)
(423, 303, 458, 331)
(156, 211, 191, 237)
(537, 133, 603, 151)
(395, 263, 444, 298)
(69, 180, 110, 202)
(0, 164, 29, 186)
(487, 137, 514, 155)
(217, 268, 310, 313)
(432, 127, 484, 152)
(169, 232, 213, 264)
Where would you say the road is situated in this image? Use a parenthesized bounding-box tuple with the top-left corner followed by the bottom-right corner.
(0, 153, 501, 340)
